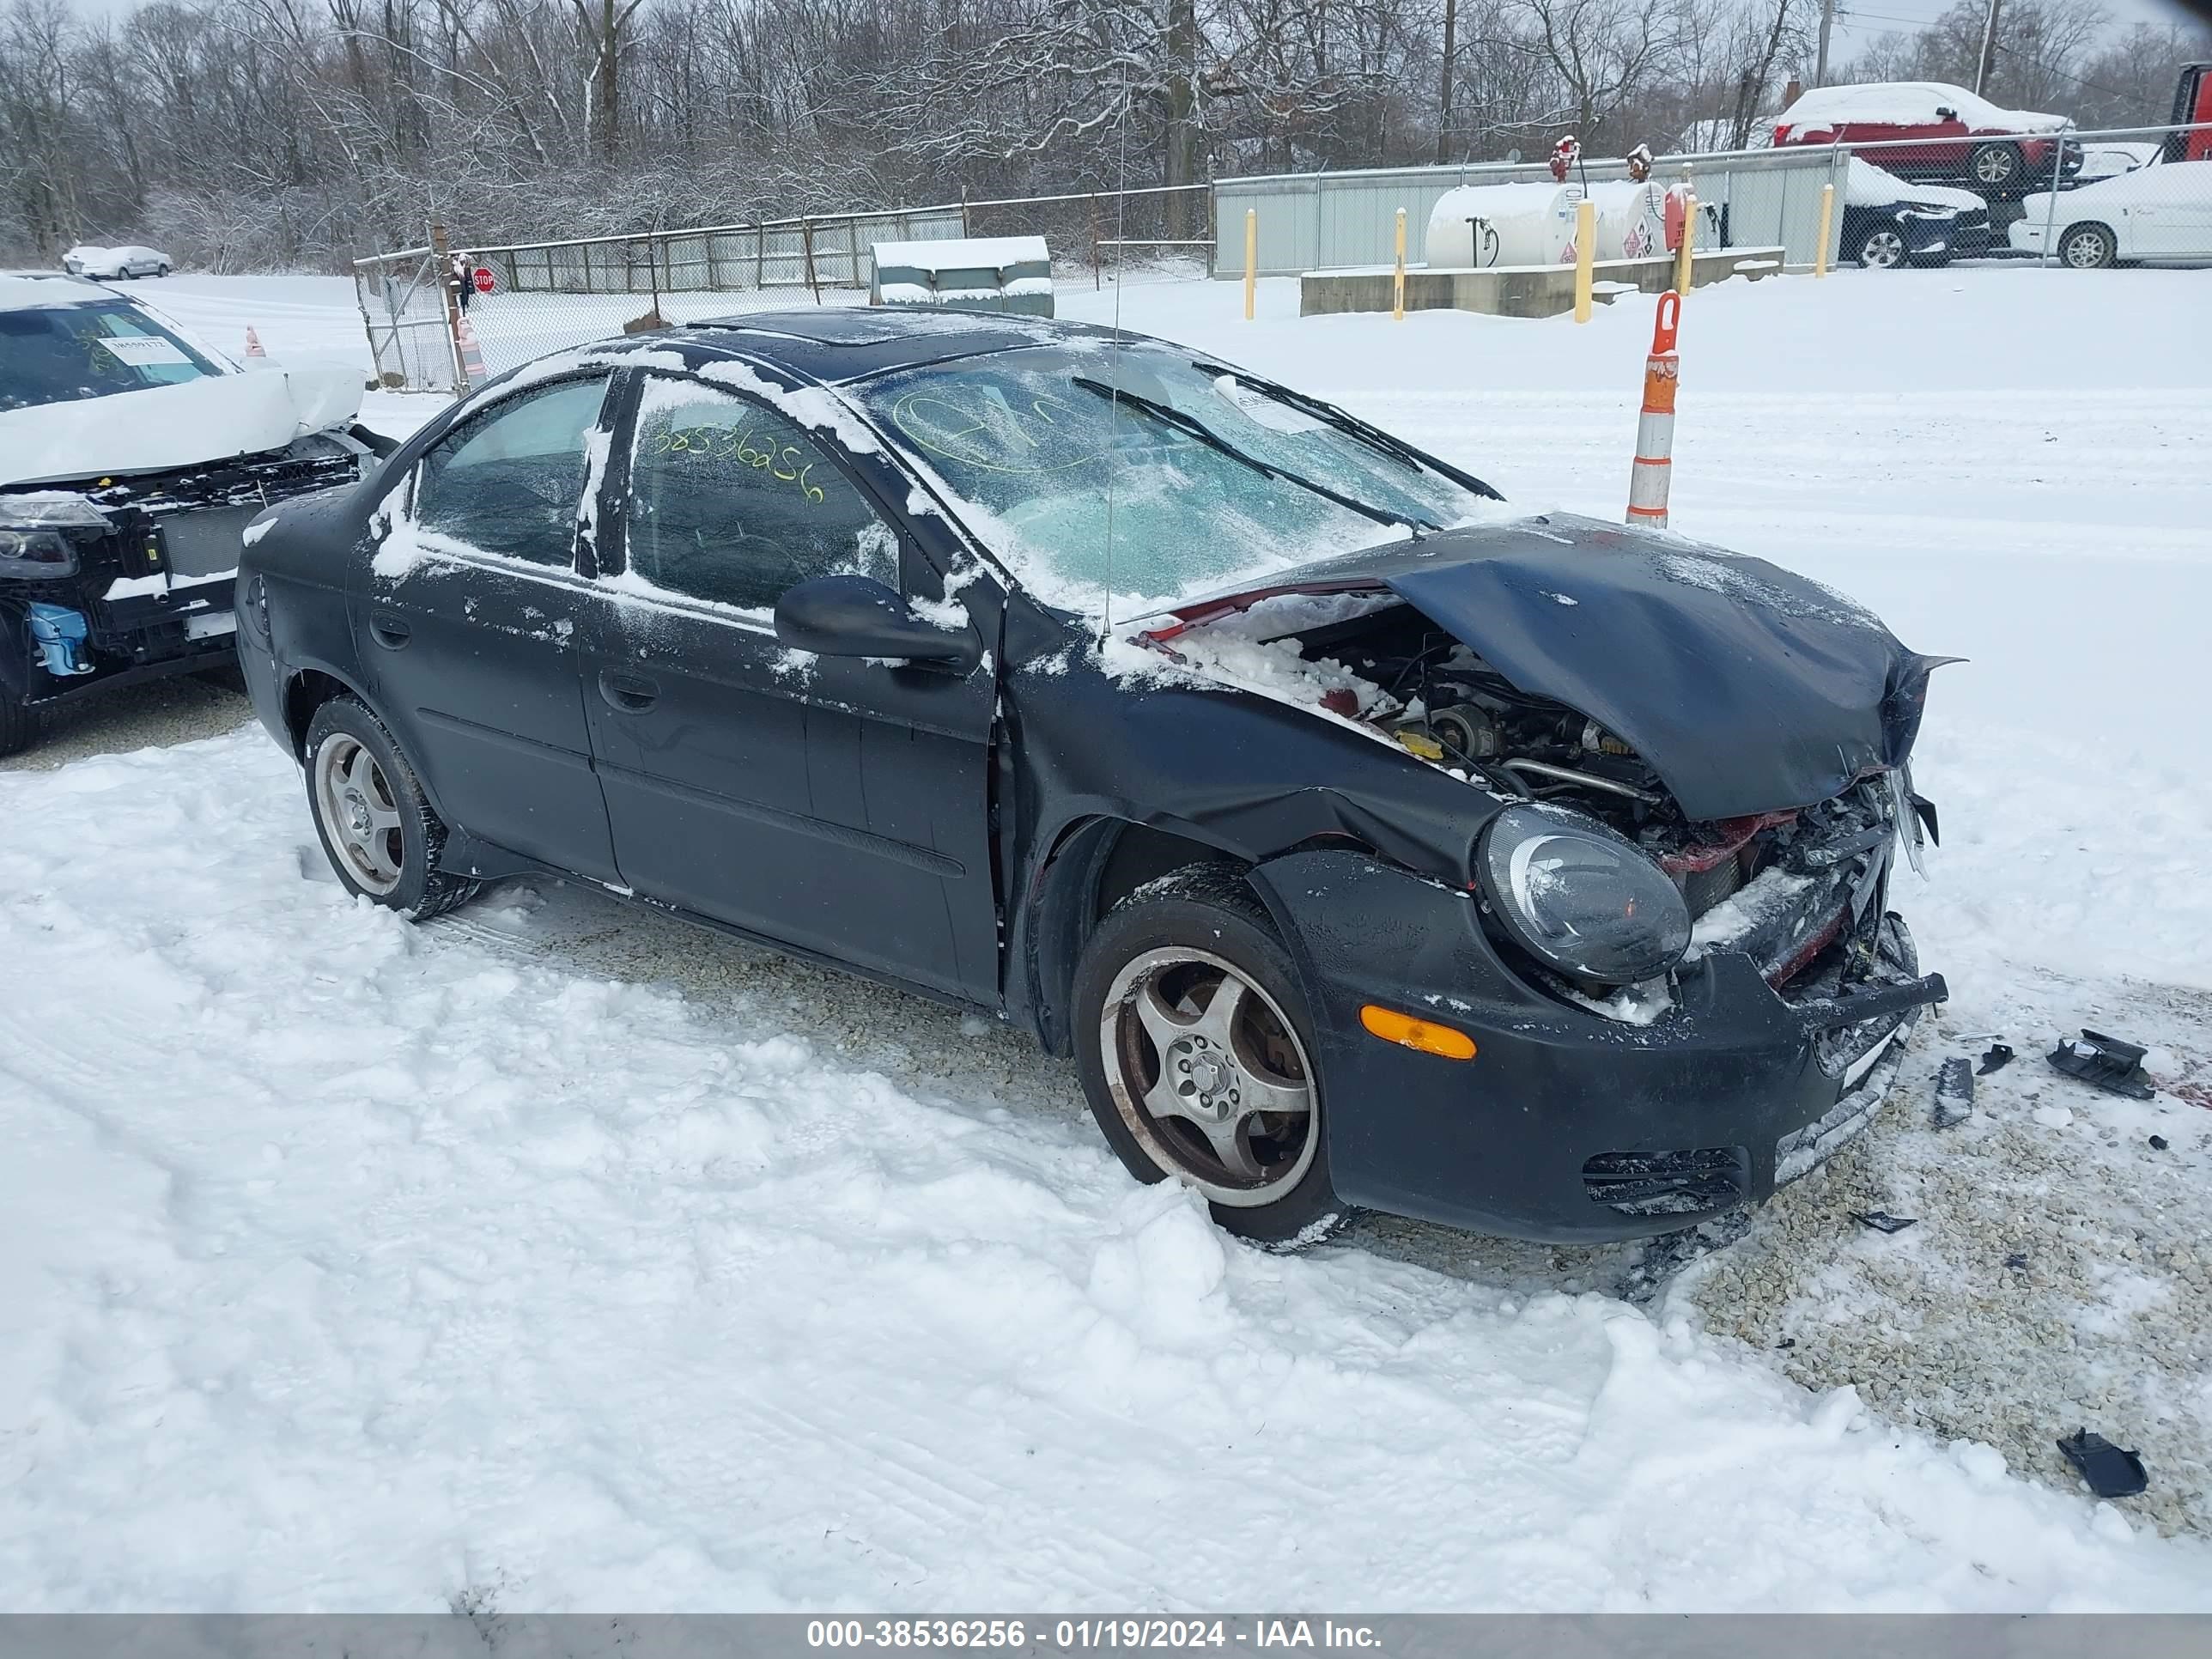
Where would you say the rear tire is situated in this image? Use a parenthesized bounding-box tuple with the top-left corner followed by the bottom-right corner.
(1970, 143, 2023, 192)
(2060, 222, 2118, 269)
(1073, 863, 1340, 1243)
(303, 696, 480, 920)
(0, 697, 38, 759)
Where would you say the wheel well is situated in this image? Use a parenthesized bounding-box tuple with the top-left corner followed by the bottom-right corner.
(1024, 819, 1247, 1058)
(283, 668, 353, 758)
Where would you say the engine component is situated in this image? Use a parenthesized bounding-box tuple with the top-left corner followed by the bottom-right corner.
(27, 603, 94, 676)
(1498, 757, 1665, 806)
(1431, 703, 1501, 760)
(1581, 719, 1632, 757)
(1474, 803, 1691, 986)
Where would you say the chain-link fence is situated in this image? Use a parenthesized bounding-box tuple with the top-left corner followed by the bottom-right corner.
(355, 185, 1212, 392)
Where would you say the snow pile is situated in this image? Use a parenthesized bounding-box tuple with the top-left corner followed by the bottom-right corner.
(5, 731, 2212, 1609)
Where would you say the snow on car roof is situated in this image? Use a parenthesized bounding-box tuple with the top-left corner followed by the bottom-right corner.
(0, 271, 112, 311)
(1779, 81, 2068, 135)
(1844, 157, 1986, 210)
(2023, 155, 2212, 210)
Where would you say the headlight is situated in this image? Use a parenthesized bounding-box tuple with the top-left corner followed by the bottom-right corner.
(1475, 803, 1691, 986)
(0, 493, 112, 580)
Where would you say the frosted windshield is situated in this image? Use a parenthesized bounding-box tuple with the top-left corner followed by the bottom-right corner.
(855, 343, 1501, 610)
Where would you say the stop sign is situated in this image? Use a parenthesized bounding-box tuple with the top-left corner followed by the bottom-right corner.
(472, 266, 495, 295)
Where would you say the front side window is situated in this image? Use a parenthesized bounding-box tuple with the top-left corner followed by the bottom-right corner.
(414, 374, 611, 568)
(621, 379, 896, 616)
(0, 301, 220, 411)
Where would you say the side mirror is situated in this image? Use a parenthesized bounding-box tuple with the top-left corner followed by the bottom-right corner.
(775, 574, 980, 672)
(1935, 106, 1958, 121)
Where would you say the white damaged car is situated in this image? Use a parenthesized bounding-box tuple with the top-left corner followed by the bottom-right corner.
(0, 270, 388, 757)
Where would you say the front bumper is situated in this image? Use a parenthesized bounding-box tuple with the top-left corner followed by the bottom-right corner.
(1249, 850, 1943, 1243)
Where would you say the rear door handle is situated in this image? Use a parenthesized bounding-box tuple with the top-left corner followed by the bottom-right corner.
(368, 611, 411, 649)
(599, 670, 659, 714)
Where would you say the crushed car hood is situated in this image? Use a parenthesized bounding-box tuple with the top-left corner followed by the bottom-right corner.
(0, 362, 364, 489)
(1174, 513, 1950, 822)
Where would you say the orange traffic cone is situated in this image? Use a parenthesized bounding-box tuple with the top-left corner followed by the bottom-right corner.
(453, 312, 488, 390)
(244, 325, 266, 359)
(1626, 291, 1680, 528)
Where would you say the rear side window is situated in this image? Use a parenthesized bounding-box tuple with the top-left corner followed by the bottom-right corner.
(0, 301, 219, 411)
(414, 374, 611, 568)
(620, 379, 896, 615)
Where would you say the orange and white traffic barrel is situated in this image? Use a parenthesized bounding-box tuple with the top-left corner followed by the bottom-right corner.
(1626, 290, 1680, 528)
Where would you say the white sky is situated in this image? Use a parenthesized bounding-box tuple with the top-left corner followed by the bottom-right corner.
(49, 0, 2209, 64)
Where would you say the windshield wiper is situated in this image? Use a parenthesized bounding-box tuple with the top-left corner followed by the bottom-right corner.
(1206, 366, 1506, 502)
(1070, 376, 1437, 532)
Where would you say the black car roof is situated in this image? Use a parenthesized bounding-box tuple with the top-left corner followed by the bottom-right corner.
(652, 307, 1148, 385)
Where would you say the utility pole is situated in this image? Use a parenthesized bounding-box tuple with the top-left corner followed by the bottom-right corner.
(1437, 0, 1457, 165)
(1814, 0, 1837, 87)
(1975, 0, 2003, 95)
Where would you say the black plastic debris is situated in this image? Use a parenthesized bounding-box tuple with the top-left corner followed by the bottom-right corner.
(1977, 1042, 2015, 1076)
(1934, 1057, 1975, 1127)
(2057, 1430, 2148, 1498)
(1851, 1210, 1917, 1234)
(2004, 1252, 2029, 1272)
(2047, 1030, 2156, 1100)
(2149, 1134, 2169, 1152)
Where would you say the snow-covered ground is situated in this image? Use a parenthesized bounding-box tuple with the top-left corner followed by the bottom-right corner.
(5, 267, 2211, 1609)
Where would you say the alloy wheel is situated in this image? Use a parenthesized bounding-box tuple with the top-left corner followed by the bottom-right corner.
(1972, 146, 2018, 186)
(1861, 228, 1905, 269)
(1098, 946, 1318, 1206)
(2062, 228, 2113, 269)
(313, 734, 405, 894)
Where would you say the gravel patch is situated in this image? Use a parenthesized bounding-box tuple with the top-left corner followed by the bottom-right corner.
(1679, 988, 2212, 1540)
(1, 675, 252, 774)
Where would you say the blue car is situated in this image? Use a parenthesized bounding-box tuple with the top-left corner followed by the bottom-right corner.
(1843, 158, 1994, 267)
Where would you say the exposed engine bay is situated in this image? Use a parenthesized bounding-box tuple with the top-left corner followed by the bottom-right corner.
(1138, 591, 1928, 975)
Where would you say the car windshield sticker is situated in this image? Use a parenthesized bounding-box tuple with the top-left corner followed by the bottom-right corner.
(94, 333, 193, 368)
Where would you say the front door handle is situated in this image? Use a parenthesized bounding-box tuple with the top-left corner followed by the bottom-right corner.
(599, 670, 659, 714)
(368, 611, 411, 649)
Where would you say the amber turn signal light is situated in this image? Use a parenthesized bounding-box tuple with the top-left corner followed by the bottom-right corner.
(1358, 1005, 1478, 1060)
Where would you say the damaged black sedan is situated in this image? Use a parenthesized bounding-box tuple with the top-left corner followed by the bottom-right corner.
(237, 309, 1948, 1243)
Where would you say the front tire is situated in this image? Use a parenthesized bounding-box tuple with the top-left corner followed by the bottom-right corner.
(304, 696, 480, 919)
(1073, 863, 1338, 1243)
(2060, 222, 2118, 269)
(1856, 221, 1908, 269)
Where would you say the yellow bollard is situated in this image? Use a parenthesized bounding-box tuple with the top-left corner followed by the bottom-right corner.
(1572, 198, 1595, 324)
(1243, 209, 1257, 321)
(1814, 183, 1836, 277)
(1393, 209, 1407, 321)
(1674, 191, 1698, 297)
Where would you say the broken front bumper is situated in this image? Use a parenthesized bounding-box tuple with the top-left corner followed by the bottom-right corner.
(1249, 850, 1945, 1243)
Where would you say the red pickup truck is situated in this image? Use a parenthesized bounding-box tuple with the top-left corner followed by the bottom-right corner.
(1775, 80, 2080, 197)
